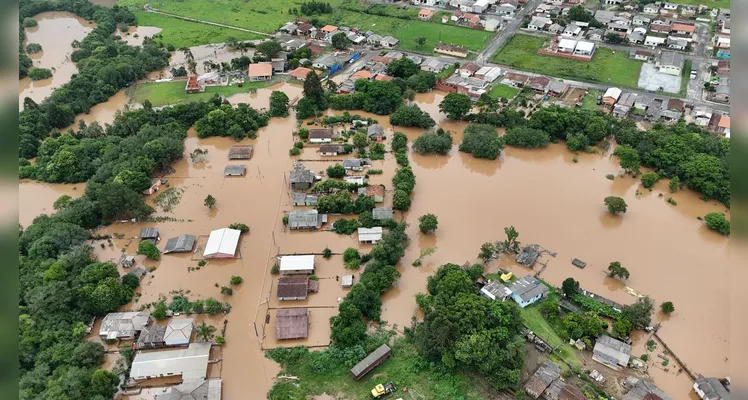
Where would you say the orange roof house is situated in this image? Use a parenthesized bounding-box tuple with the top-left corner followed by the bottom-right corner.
(185, 75, 203, 93)
(419, 8, 434, 20)
(320, 25, 339, 33)
(248, 63, 273, 80)
(718, 115, 730, 129)
(289, 67, 320, 80)
(671, 22, 695, 33)
(351, 70, 374, 81)
(375, 74, 393, 81)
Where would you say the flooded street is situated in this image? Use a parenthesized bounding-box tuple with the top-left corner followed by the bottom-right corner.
(19, 12, 95, 107)
(18, 86, 729, 399)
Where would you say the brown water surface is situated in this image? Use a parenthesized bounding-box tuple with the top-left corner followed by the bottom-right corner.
(18, 87, 729, 398)
(18, 180, 86, 227)
(19, 12, 95, 107)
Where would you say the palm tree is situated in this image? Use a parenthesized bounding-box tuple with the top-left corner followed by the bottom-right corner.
(195, 322, 217, 342)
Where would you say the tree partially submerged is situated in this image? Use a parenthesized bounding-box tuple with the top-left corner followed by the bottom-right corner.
(604, 196, 627, 215)
(459, 124, 504, 160)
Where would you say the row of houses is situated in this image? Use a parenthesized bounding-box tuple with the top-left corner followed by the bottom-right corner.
(280, 20, 401, 49)
(337, 50, 451, 94)
(437, 62, 502, 99)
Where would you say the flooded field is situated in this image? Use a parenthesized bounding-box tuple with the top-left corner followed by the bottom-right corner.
(18, 86, 729, 399)
(19, 12, 95, 107)
(18, 180, 86, 227)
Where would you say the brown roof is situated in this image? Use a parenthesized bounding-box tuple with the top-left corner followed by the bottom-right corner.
(228, 145, 253, 159)
(667, 98, 684, 111)
(351, 70, 374, 80)
(461, 62, 480, 73)
(185, 75, 201, 90)
(321, 25, 338, 33)
(671, 22, 695, 32)
(277, 277, 309, 299)
(290, 67, 314, 79)
(365, 185, 385, 198)
(375, 74, 393, 81)
(276, 308, 308, 340)
(650, 25, 671, 32)
(248, 63, 273, 77)
(319, 144, 345, 153)
(372, 55, 393, 64)
(309, 129, 334, 139)
(635, 50, 653, 56)
(717, 60, 730, 71)
(464, 13, 480, 23)
(434, 42, 469, 55)
(718, 115, 730, 129)
(529, 76, 550, 88)
(505, 72, 530, 83)
(297, 23, 313, 33)
(419, 8, 433, 16)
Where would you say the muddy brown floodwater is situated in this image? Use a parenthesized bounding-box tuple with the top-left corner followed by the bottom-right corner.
(18, 87, 729, 399)
(19, 12, 96, 108)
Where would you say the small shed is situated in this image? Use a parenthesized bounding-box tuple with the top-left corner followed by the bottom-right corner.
(277, 276, 311, 300)
(342, 275, 354, 288)
(163, 234, 197, 254)
(140, 228, 160, 241)
(358, 227, 383, 244)
(350, 344, 392, 380)
(276, 308, 309, 340)
(228, 145, 253, 160)
(164, 318, 194, 346)
(121, 255, 136, 268)
(203, 228, 241, 259)
(224, 165, 247, 176)
(279, 255, 315, 275)
(127, 267, 147, 281)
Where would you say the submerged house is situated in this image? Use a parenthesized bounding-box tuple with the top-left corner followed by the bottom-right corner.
(276, 308, 309, 340)
(99, 311, 152, 340)
(279, 255, 316, 275)
(277, 276, 318, 300)
(287, 209, 328, 230)
(163, 234, 196, 254)
(480, 280, 512, 301)
(372, 206, 394, 220)
(290, 165, 316, 190)
(203, 228, 241, 259)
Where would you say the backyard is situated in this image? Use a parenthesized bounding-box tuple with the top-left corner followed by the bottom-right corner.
(488, 84, 520, 100)
(492, 35, 643, 88)
(131, 11, 262, 48)
(132, 79, 270, 107)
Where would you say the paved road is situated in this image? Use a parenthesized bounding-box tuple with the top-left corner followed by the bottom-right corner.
(143, 4, 273, 37)
(475, 0, 545, 64)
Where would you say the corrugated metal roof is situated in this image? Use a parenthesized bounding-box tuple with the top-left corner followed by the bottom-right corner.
(203, 228, 241, 258)
(358, 227, 383, 242)
(140, 227, 160, 240)
(163, 234, 196, 254)
(224, 165, 247, 176)
(130, 343, 211, 380)
(350, 344, 391, 378)
(276, 308, 309, 339)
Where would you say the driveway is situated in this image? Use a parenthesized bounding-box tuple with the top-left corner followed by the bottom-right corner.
(637, 63, 681, 93)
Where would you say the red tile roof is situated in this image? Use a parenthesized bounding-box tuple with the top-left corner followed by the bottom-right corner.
(248, 63, 273, 77)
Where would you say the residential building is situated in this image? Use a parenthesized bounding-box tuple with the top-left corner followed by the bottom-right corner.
(603, 0, 622, 5)
(344, 175, 365, 185)
(162, 318, 194, 346)
(480, 280, 512, 301)
(459, 62, 480, 77)
(644, 35, 666, 47)
(380, 36, 399, 48)
(667, 98, 684, 112)
(99, 311, 152, 340)
(693, 377, 730, 400)
(277, 276, 314, 301)
(289, 67, 316, 81)
(130, 343, 211, 381)
(528, 76, 550, 92)
(343, 158, 370, 171)
(562, 24, 583, 37)
(525, 361, 561, 399)
(155, 379, 222, 400)
(594, 10, 615, 24)
(473, 0, 490, 13)
(367, 124, 385, 141)
(248, 62, 273, 81)
(366, 34, 382, 45)
(710, 78, 729, 103)
(503, 72, 529, 87)
(292, 192, 318, 206)
(288, 209, 327, 230)
(593, 334, 632, 371)
(163, 234, 196, 254)
(613, 92, 636, 118)
(228, 145, 253, 159)
(280, 22, 298, 34)
(643, 4, 659, 14)
(224, 165, 246, 176)
(528, 16, 552, 31)
(634, 94, 653, 110)
(421, 58, 447, 72)
(628, 31, 645, 44)
(296, 23, 314, 36)
(320, 24, 338, 38)
(458, 0, 475, 12)
(279, 255, 315, 275)
(603, 87, 622, 106)
(434, 42, 469, 57)
(624, 379, 673, 400)
(543, 378, 587, 400)
(474, 66, 501, 82)
(185, 75, 203, 93)
(319, 144, 346, 156)
(289, 165, 316, 190)
(358, 227, 384, 244)
(586, 28, 603, 41)
(271, 52, 287, 72)
(140, 227, 160, 242)
(507, 275, 549, 307)
(667, 37, 688, 50)
(631, 49, 653, 61)
(709, 114, 730, 136)
(372, 206, 394, 220)
(358, 185, 385, 203)
(308, 129, 334, 143)
(662, 2, 679, 11)
(656, 51, 685, 76)
(484, 18, 500, 31)
(548, 80, 568, 96)
(203, 228, 241, 259)
(283, 38, 307, 51)
(312, 54, 337, 69)
(633, 15, 650, 26)
(276, 308, 309, 340)
(714, 35, 730, 49)
(496, 3, 517, 16)
(574, 41, 595, 56)
(671, 21, 696, 36)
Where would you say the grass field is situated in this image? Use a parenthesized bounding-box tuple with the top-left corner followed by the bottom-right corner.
(132, 11, 262, 48)
(671, 0, 729, 7)
(268, 338, 488, 399)
(580, 89, 601, 110)
(488, 84, 520, 100)
(119, 0, 493, 53)
(492, 35, 643, 89)
(132, 79, 270, 107)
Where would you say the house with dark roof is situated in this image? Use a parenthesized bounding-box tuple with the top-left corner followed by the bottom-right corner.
(228, 145, 253, 159)
(162, 235, 197, 254)
(309, 129, 334, 143)
(593, 334, 632, 371)
(277, 276, 318, 300)
(289, 165, 316, 190)
(292, 192, 318, 206)
(624, 379, 672, 400)
(525, 361, 561, 399)
(319, 144, 346, 156)
(343, 158, 370, 171)
(693, 377, 730, 400)
(155, 378, 222, 400)
(276, 308, 309, 339)
(528, 76, 550, 92)
(507, 275, 549, 307)
(288, 209, 327, 230)
(358, 185, 385, 203)
(99, 311, 152, 340)
(480, 280, 512, 301)
(140, 227, 160, 242)
(543, 378, 587, 400)
(367, 124, 385, 141)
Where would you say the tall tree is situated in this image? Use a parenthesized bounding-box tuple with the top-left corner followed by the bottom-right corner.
(604, 196, 627, 215)
(439, 93, 472, 120)
(303, 70, 326, 104)
(195, 322, 217, 342)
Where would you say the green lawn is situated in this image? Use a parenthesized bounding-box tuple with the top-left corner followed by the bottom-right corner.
(132, 79, 270, 107)
(679, 60, 692, 97)
(580, 89, 601, 110)
(323, 10, 493, 53)
(131, 11, 262, 48)
(488, 84, 520, 100)
(671, 0, 729, 7)
(268, 338, 487, 400)
(492, 35, 643, 89)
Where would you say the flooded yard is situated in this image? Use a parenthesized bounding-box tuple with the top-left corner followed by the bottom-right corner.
(18, 86, 729, 399)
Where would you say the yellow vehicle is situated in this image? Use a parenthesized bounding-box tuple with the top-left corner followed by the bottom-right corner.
(371, 382, 396, 398)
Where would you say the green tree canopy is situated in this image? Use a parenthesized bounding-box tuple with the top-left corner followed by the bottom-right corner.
(604, 196, 627, 215)
(439, 93, 472, 120)
(704, 212, 730, 235)
(418, 214, 438, 234)
(459, 124, 504, 160)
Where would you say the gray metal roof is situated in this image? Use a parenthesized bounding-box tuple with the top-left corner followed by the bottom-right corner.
(525, 361, 561, 398)
(140, 227, 160, 240)
(156, 378, 222, 400)
(658, 51, 685, 69)
(507, 275, 549, 302)
(290, 167, 315, 184)
(130, 342, 211, 381)
(288, 209, 324, 229)
(623, 379, 673, 400)
(372, 206, 393, 220)
(594, 334, 632, 366)
(693, 377, 729, 400)
(350, 344, 391, 378)
(128, 267, 147, 279)
(136, 325, 167, 347)
(163, 234, 196, 254)
(480, 280, 512, 300)
(367, 124, 385, 139)
(224, 165, 247, 176)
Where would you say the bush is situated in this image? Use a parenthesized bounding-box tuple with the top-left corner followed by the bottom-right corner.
(641, 354, 649, 361)
(298, 129, 309, 139)
(23, 17, 37, 27)
(322, 247, 332, 259)
(205, 298, 223, 314)
(660, 301, 674, 314)
(418, 214, 438, 234)
(412, 128, 453, 155)
(368, 169, 383, 175)
(669, 176, 680, 193)
(220, 286, 233, 295)
(289, 147, 301, 156)
(459, 124, 504, 160)
(333, 218, 359, 235)
(327, 164, 346, 178)
(504, 127, 550, 148)
(122, 273, 140, 290)
(393, 189, 412, 211)
(28, 68, 53, 81)
(391, 132, 408, 153)
(230, 276, 243, 285)
(228, 223, 250, 233)
(216, 336, 225, 345)
(25, 43, 42, 54)
(704, 212, 729, 235)
(606, 174, 615, 180)
(343, 248, 360, 263)
(137, 241, 160, 260)
(152, 300, 168, 319)
(395, 150, 409, 167)
(604, 196, 627, 215)
(271, 264, 280, 275)
(641, 172, 659, 189)
(282, 215, 289, 225)
(198, 260, 207, 267)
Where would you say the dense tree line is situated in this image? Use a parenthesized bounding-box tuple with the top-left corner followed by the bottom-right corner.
(19, 0, 170, 154)
(465, 108, 526, 129)
(327, 80, 403, 115)
(459, 124, 504, 160)
(414, 263, 525, 390)
(412, 128, 453, 155)
(503, 126, 550, 148)
(194, 102, 269, 140)
(389, 104, 435, 128)
(316, 191, 376, 214)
